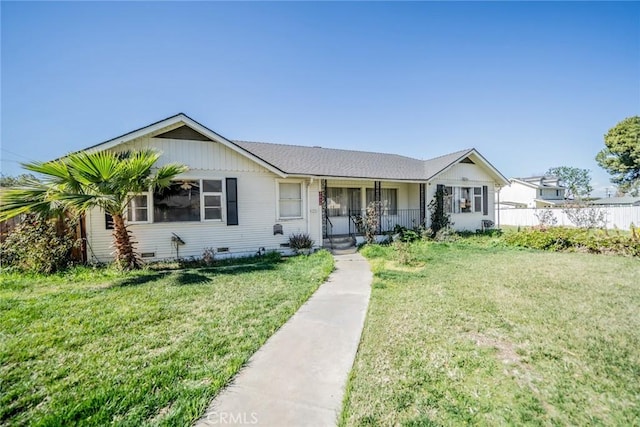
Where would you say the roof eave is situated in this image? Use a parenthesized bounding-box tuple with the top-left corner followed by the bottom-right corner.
(427, 148, 510, 185)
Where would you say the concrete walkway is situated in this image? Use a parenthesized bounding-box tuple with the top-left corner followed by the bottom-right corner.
(196, 253, 372, 426)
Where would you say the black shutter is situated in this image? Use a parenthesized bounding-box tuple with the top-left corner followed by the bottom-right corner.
(482, 185, 488, 216)
(226, 178, 238, 226)
(105, 213, 114, 230)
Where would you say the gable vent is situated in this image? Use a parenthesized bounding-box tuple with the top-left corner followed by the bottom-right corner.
(460, 157, 475, 164)
(155, 125, 212, 141)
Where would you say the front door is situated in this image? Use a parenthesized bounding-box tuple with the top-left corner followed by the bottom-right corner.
(326, 187, 361, 235)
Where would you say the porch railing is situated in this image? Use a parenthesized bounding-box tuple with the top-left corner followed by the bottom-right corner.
(348, 209, 424, 236)
(323, 215, 334, 242)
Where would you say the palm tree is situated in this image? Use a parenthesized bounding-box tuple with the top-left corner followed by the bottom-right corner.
(0, 149, 187, 269)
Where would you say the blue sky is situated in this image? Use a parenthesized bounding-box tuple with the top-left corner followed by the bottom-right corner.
(2, 1, 638, 197)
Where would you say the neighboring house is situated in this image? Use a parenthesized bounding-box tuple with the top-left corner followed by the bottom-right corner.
(590, 196, 640, 206)
(498, 176, 567, 209)
(78, 114, 508, 262)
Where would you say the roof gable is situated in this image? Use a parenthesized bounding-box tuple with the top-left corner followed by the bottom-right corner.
(155, 125, 213, 141)
(425, 149, 509, 185)
(73, 114, 508, 184)
(80, 113, 287, 177)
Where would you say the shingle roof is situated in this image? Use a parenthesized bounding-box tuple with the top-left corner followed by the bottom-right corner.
(233, 140, 473, 181)
(590, 196, 640, 206)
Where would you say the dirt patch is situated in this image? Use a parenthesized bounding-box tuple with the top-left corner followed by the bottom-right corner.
(385, 260, 426, 273)
(470, 333, 521, 365)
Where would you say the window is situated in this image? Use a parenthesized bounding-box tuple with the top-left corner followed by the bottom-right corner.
(126, 194, 149, 222)
(444, 186, 483, 214)
(154, 181, 201, 222)
(366, 188, 397, 215)
(327, 187, 361, 216)
(203, 179, 223, 221)
(279, 182, 302, 218)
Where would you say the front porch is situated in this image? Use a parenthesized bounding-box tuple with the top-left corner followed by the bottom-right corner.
(320, 179, 427, 239)
(325, 208, 424, 237)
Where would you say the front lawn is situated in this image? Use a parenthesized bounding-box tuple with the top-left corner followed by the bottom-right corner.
(341, 241, 640, 425)
(0, 251, 334, 426)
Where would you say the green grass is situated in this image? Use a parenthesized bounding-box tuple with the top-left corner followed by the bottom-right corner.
(0, 251, 334, 426)
(341, 241, 640, 426)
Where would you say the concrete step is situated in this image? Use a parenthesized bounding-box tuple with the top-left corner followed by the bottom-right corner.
(323, 236, 356, 250)
(330, 247, 359, 255)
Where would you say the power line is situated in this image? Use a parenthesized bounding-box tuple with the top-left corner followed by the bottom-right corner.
(0, 147, 34, 162)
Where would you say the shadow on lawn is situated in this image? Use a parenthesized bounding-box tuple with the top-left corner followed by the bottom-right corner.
(111, 260, 280, 288)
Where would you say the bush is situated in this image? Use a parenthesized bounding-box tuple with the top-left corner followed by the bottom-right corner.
(392, 225, 422, 243)
(288, 233, 314, 250)
(504, 226, 640, 256)
(1, 214, 81, 273)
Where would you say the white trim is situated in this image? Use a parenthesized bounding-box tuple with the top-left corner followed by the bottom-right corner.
(443, 185, 484, 214)
(429, 149, 510, 186)
(201, 178, 225, 222)
(149, 178, 228, 224)
(276, 179, 305, 220)
(125, 192, 151, 224)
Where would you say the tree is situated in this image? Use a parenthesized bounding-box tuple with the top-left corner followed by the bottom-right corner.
(546, 166, 593, 200)
(596, 116, 640, 194)
(0, 149, 187, 269)
(0, 173, 38, 187)
(428, 185, 452, 237)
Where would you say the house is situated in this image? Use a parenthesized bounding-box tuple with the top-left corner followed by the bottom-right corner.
(498, 176, 567, 209)
(590, 196, 640, 206)
(79, 113, 509, 262)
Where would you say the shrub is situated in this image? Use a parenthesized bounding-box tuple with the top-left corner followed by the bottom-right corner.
(428, 186, 452, 237)
(534, 209, 558, 228)
(393, 241, 415, 265)
(504, 226, 640, 256)
(360, 202, 382, 243)
(202, 247, 216, 265)
(562, 204, 607, 229)
(1, 214, 81, 273)
(434, 227, 459, 242)
(289, 233, 314, 250)
(392, 225, 422, 243)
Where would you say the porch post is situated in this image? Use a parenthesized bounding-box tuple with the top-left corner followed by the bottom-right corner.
(419, 183, 426, 226)
(374, 181, 382, 234)
(322, 179, 328, 238)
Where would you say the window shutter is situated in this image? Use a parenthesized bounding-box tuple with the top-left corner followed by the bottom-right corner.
(226, 178, 238, 226)
(482, 185, 488, 216)
(105, 213, 114, 230)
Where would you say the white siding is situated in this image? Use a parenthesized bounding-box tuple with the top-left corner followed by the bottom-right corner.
(437, 162, 494, 182)
(499, 182, 537, 208)
(86, 137, 323, 263)
(118, 136, 265, 172)
(428, 163, 497, 232)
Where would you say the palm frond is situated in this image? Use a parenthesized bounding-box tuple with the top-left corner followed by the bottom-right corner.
(0, 185, 61, 221)
(67, 151, 120, 185)
(154, 163, 189, 189)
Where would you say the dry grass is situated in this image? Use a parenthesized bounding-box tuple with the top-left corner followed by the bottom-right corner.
(341, 241, 640, 426)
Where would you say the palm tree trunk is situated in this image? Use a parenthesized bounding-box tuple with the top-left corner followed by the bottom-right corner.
(111, 213, 141, 269)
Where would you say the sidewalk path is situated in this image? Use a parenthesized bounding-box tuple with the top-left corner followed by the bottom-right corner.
(196, 252, 372, 426)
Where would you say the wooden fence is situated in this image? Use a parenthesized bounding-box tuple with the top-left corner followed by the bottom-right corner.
(497, 206, 640, 230)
